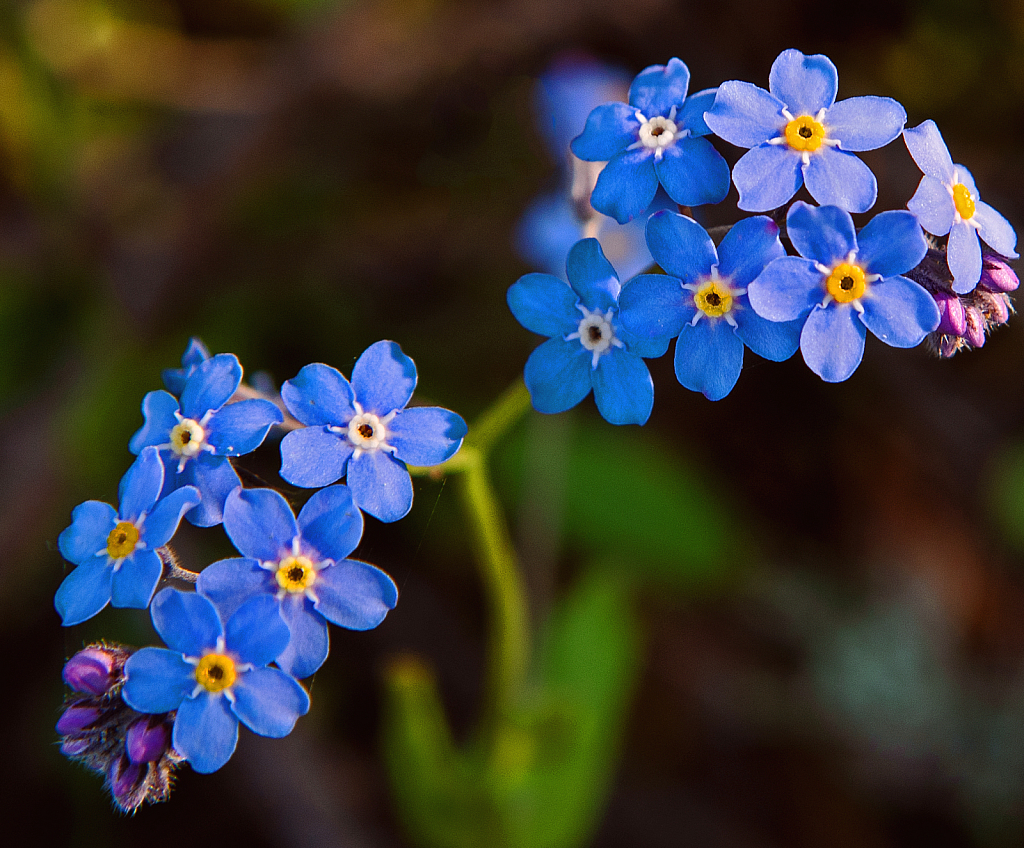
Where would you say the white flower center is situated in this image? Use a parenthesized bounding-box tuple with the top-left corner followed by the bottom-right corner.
(330, 402, 397, 460)
(566, 305, 624, 369)
(638, 115, 678, 149)
(162, 410, 216, 471)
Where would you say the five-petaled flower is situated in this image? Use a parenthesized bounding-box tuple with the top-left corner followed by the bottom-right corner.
(197, 486, 398, 679)
(55, 447, 199, 625)
(704, 48, 906, 213)
(903, 119, 1018, 293)
(619, 212, 801, 400)
(571, 57, 730, 224)
(279, 341, 467, 523)
(748, 202, 940, 382)
(122, 588, 310, 774)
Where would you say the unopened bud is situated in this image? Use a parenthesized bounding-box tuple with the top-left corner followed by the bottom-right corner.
(934, 291, 967, 335)
(979, 255, 1019, 293)
(964, 307, 987, 348)
(126, 718, 171, 764)
(108, 756, 146, 810)
(62, 648, 117, 696)
(56, 704, 102, 734)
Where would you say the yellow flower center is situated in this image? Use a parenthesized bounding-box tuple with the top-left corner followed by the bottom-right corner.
(106, 521, 140, 559)
(825, 262, 867, 303)
(694, 280, 734, 318)
(784, 115, 826, 152)
(169, 418, 205, 458)
(953, 183, 976, 221)
(275, 556, 317, 594)
(195, 653, 237, 693)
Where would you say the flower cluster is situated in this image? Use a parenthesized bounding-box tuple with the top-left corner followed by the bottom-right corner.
(510, 49, 1018, 419)
(55, 339, 465, 809)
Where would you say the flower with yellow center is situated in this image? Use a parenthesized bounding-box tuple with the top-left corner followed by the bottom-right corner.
(766, 108, 841, 166)
(194, 652, 237, 693)
(952, 182, 976, 222)
(275, 555, 317, 595)
(814, 252, 881, 311)
(106, 521, 140, 560)
(683, 268, 744, 328)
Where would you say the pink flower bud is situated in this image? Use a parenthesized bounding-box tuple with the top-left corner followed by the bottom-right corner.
(62, 648, 117, 696)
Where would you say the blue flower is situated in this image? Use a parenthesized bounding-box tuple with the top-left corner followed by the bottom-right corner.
(54, 447, 200, 626)
(122, 588, 310, 774)
(903, 119, 1019, 294)
(279, 341, 467, 523)
(162, 338, 210, 397)
(508, 238, 668, 425)
(197, 486, 398, 679)
(704, 48, 906, 213)
(618, 212, 801, 400)
(130, 353, 283, 527)
(747, 202, 939, 382)
(570, 58, 730, 223)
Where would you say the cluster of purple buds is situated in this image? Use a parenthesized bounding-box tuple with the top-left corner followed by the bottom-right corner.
(57, 644, 182, 813)
(907, 249, 1019, 358)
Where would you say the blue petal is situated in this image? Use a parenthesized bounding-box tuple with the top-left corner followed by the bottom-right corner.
(173, 694, 238, 774)
(566, 238, 621, 310)
(314, 559, 399, 629)
(142, 484, 201, 548)
(618, 272, 690, 340)
(731, 144, 803, 212)
(704, 81, 785, 148)
(732, 305, 802, 361)
(954, 165, 977, 198)
(54, 564, 112, 626)
(803, 148, 877, 213)
(179, 353, 242, 420)
(117, 447, 164, 524)
(275, 599, 329, 678)
(570, 102, 640, 161)
(860, 275, 940, 347)
(231, 667, 309, 737)
(111, 549, 163, 609)
(514, 192, 584, 278)
(58, 500, 116, 565)
(150, 587, 222, 656)
(787, 201, 857, 266)
(628, 57, 690, 116)
(590, 148, 658, 224)
(747, 256, 824, 321)
(903, 120, 954, 182)
(297, 484, 363, 563)
(673, 318, 744, 401)
(523, 337, 592, 414)
(348, 451, 414, 523)
(508, 273, 581, 337)
(856, 210, 927, 278)
(678, 87, 717, 136)
(122, 647, 194, 713)
(907, 175, 954, 236)
(279, 426, 352, 488)
(352, 340, 417, 415)
(800, 304, 866, 382)
(768, 49, 837, 114)
(129, 391, 179, 453)
(207, 399, 282, 456)
(975, 202, 1019, 258)
(823, 96, 905, 151)
(655, 137, 730, 207)
(223, 487, 298, 563)
(948, 221, 982, 293)
(591, 348, 653, 425)
(225, 594, 291, 667)
(645, 209, 716, 283)
(388, 407, 467, 466)
(616, 320, 671, 359)
(180, 454, 241, 527)
(197, 557, 273, 621)
(716, 216, 785, 286)
(163, 338, 211, 396)
(537, 57, 630, 159)
(281, 363, 356, 427)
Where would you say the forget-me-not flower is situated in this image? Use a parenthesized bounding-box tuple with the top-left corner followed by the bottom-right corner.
(508, 237, 669, 425)
(162, 337, 210, 397)
(197, 486, 398, 679)
(748, 202, 939, 382)
(704, 48, 906, 213)
(571, 58, 730, 223)
(130, 353, 283, 527)
(618, 212, 801, 400)
(279, 341, 467, 523)
(122, 588, 310, 774)
(55, 447, 199, 626)
(903, 119, 1018, 293)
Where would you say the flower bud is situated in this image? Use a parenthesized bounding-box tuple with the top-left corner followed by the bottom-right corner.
(979, 255, 1019, 293)
(56, 704, 102, 734)
(62, 647, 117, 696)
(934, 291, 967, 335)
(964, 307, 987, 348)
(108, 756, 145, 809)
(126, 717, 171, 764)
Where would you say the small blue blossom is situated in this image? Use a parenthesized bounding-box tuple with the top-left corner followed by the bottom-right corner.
(704, 48, 906, 213)
(904, 119, 1019, 294)
(618, 212, 801, 400)
(54, 447, 200, 626)
(747, 202, 939, 382)
(279, 341, 467, 523)
(508, 238, 668, 425)
(130, 353, 283, 527)
(571, 58, 730, 223)
(197, 486, 398, 679)
(161, 338, 210, 397)
(122, 588, 310, 774)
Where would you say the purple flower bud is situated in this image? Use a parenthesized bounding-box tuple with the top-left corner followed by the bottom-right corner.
(977, 290, 1012, 325)
(60, 737, 91, 757)
(964, 306, 987, 348)
(980, 255, 1019, 293)
(934, 291, 967, 335)
(126, 718, 171, 764)
(56, 704, 102, 734)
(108, 756, 145, 807)
(63, 648, 116, 696)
